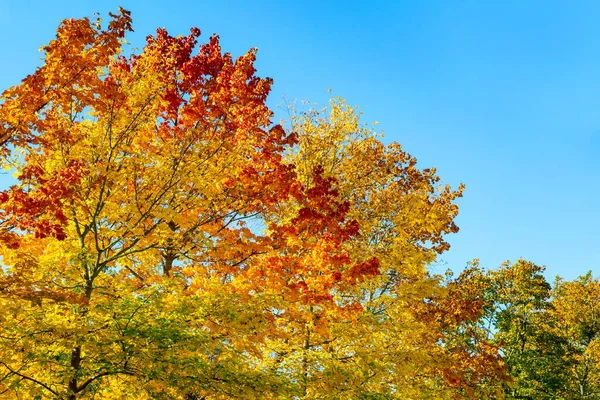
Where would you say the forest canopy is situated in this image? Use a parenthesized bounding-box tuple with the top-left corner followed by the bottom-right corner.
(0, 8, 597, 400)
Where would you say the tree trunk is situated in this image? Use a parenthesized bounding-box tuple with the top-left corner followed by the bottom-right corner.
(67, 346, 82, 400)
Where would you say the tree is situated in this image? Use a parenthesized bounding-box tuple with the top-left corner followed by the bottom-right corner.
(471, 260, 600, 399)
(550, 273, 600, 399)
(259, 99, 506, 398)
(474, 260, 568, 399)
(0, 9, 479, 399)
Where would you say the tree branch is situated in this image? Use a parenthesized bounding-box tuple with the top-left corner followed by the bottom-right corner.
(0, 362, 58, 396)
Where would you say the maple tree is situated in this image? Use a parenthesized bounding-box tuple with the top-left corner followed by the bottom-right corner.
(0, 9, 494, 400)
(264, 99, 507, 399)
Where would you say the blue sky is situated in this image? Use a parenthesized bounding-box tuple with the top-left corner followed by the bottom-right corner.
(1, 1, 599, 280)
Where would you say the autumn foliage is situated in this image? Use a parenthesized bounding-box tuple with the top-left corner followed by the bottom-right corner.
(0, 8, 594, 400)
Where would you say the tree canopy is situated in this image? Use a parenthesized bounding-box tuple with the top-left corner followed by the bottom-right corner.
(0, 8, 598, 400)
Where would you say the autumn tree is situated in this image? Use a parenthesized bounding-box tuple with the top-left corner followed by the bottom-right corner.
(552, 273, 600, 398)
(0, 8, 303, 398)
(466, 260, 600, 399)
(460, 260, 567, 399)
(259, 99, 506, 398)
(0, 9, 478, 399)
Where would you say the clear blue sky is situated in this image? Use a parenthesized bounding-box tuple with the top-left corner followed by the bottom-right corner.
(1, 1, 599, 280)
